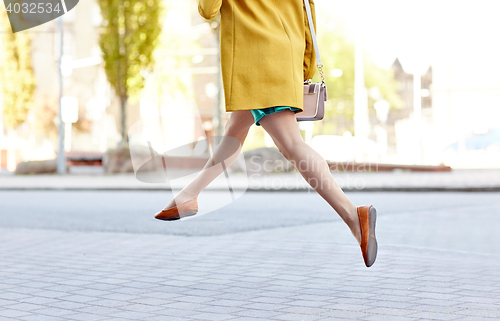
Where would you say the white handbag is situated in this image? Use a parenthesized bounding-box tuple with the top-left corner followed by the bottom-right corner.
(296, 0, 327, 122)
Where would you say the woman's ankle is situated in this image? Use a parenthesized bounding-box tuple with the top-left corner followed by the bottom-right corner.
(177, 189, 198, 200)
(341, 205, 361, 245)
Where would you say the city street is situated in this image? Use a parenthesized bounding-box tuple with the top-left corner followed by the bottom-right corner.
(1, 190, 499, 320)
(1, 0, 500, 320)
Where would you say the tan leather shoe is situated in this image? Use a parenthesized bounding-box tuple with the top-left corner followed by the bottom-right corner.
(154, 199, 198, 221)
(357, 205, 378, 267)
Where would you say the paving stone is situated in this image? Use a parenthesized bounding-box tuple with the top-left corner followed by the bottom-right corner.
(0, 298, 16, 306)
(0, 215, 499, 321)
(106, 310, 157, 320)
(155, 307, 199, 317)
(17, 297, 60, 305)
(189, 312, 237, 320)
(31, 291, 69, 299)
(229, 317, 274, 321)
(0, 308, 32, 318)
(6, 302, 46, 312)
(33, 307, 75, 317)
(0, 292, 31, 300)
(18, 315, 66, 321)
(63, 312, 110, 321)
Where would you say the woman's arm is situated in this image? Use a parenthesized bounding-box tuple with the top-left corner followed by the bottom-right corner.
(198, 0, 222, 20)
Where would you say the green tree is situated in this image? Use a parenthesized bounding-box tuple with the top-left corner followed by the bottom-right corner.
(97, 0, 163, 144)
(0, 10, 35, 129)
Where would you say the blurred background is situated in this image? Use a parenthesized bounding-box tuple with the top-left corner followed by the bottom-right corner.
(1, 0, 499, 175)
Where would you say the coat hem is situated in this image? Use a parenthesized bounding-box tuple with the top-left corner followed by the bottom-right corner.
(225, 104, 304, 112)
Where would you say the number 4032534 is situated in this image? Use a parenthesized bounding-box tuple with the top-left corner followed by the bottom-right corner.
(5, 2, 62, 14)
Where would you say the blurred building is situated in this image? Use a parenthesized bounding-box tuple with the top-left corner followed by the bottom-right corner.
(1, 0, 119, 165)
(391, 58, 433, 113)
(1, 0, 226, 169)
(385, 58, 433, 160)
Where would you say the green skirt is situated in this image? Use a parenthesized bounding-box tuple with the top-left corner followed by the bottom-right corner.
(250, 106, 302, 126)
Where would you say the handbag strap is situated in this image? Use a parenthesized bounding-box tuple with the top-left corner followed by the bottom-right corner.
(304, 0, 325, 84)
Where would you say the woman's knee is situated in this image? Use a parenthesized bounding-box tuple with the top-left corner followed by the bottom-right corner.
(226, 111, 252, 130)
(223, 112, 253, 140)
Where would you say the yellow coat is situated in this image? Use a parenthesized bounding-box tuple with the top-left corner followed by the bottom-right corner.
(198, 0, 317, 112)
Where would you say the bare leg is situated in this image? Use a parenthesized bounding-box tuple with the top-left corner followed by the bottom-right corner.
(259, 110, 362, 245)
(163, 110, 255, 209)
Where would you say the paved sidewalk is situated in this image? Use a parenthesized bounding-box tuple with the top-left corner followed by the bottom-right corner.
(1, 169, 500, 191)
(1, 227, 499, 321)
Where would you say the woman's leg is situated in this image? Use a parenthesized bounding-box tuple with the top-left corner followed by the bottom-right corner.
(259, 110, 362, 245)
(163, 110, 255, 209)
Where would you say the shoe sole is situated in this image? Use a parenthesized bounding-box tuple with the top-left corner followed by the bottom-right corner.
(155, 210, 198, 221)
(366, 206, 378, 267)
